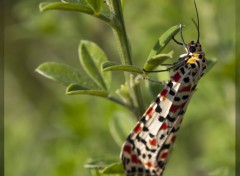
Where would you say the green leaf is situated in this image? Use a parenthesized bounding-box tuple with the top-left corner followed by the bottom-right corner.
(61, 0, 88, 5)
(85, 158, 119, 168)
(147, 25, 180, 59)
(84, 159, 106, 169)
(79, 40, 111, 90)
(143, 51, 174, 71)
(101, 162, 124, 174)
(102, 61, 143, 74)
(66, 83, 109, 97)
(39, 2, 111, 23)
(86, 0, 104, 13)
(35, 62, 99, 89)
(109, 112, 136, 147)
(39, 2, 94, 14)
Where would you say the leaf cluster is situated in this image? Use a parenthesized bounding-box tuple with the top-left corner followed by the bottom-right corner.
(36, 0, 216, 175)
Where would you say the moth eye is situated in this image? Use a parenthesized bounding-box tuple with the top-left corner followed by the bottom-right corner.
(198, 54, 202, 58)
(189, 46, 196, 53)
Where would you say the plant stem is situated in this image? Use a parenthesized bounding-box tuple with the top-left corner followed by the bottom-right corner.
(108, 94, 133, 111)
(108, 0, 145, 117)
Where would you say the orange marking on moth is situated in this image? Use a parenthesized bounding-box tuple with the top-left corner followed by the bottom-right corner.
(146, 161, 153, 168)
(134, 123, 142, 134)
(161, 152, 168, 159)
(146, 107, 154, 117)
(187, 57, 197, 64)
(160, 122, 167, 130)
(149, 138, 157, 146)
(160, 89, 168, 100)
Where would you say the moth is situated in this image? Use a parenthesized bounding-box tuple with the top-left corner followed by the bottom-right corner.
(120, 0, 207, 175)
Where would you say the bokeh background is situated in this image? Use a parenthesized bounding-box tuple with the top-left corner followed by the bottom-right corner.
(5, 0, 235, 176)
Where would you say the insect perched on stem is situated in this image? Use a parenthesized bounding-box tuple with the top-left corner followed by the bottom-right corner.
(120, 0, 207, 175)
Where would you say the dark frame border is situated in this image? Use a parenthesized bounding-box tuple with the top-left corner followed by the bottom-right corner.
(236, 0, 239, 175)
(0, 0, 4, 175)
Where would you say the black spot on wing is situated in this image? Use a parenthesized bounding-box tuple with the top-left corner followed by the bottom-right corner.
(169, 90, 175, 96)
(167, 81, 173, 88)
(155, 105, 162, 113)
(155, 97, 160, 104)
(174, 96, 181, 101)
(182, 95, 189, 100)
(142, 126, 149, 132)
(158, 116, 165, 122)
(183, 77, 190, 83)
(166, 115, 175, 122)
(180, 67, 185, 74)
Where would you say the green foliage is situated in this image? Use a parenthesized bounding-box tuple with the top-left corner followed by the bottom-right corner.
(143, 51, 174, 72)
(85, 0, 103, 13)
(34, 0, 219, 175)
(79, 40, 111, 90)
(36, 62, 100, 88)
(66, 84, 109, 97)
(146, 25, 180, 60)
(101, 162, 125, 175)
(5, 0, 235, 176)
(102, 61, 142, 74)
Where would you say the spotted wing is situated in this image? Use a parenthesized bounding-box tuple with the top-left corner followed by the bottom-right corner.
(120, 66, 196, 176)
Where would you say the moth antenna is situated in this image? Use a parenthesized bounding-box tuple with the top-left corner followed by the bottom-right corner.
(179, 24, 188, 53)
(194, 0, 200, 43)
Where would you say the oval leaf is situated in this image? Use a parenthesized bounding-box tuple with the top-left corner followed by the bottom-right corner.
(109, 112, 136, 147)
(66, 83, 109, 97)
(147, 25, 180, 59)
(86, 0, 103, 13)
(102, 61, 142, 74)
(143, 51, 174, 71)
(36, 62, 99, 89)
(39, 2, 94, 14)
(101, 162, 124, 174)
(79, 41, 111, 90)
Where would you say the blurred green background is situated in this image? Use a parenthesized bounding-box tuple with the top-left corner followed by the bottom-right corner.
(5, 0, 235, 176)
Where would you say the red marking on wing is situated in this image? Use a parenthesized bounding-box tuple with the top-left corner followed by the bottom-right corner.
(123, 145, 131, 154)
(146, 161, 153, 167)
(170, 102, 186, 113)
(169, 104, 179, 113)
(171, 136, 176, 142)
(134, 123, 142, 134)
(160, 122, 167, 130)
(161, 152, 168, 159)
(172, 72, 181, 82)
(160, 89, 168, 100)
(146, 107, 153, 117)
(179, 85, 191, 92)
(149, 138, 157, 146)
(131, 155, 141, 163)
